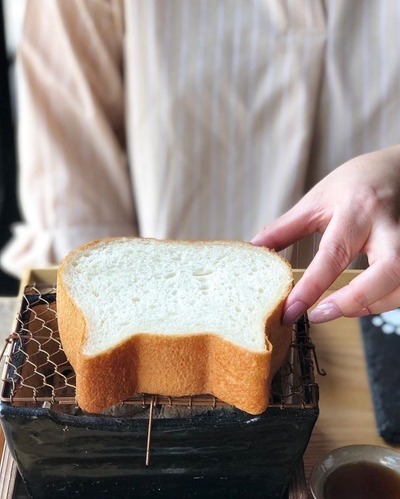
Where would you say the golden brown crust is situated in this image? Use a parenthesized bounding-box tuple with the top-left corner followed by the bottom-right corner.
(57, 237, 293, 415)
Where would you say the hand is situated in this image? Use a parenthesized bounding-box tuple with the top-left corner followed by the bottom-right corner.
(251, 146, 400, 325)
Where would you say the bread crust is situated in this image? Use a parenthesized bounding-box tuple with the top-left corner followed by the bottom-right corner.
(57, 238, 293, 415)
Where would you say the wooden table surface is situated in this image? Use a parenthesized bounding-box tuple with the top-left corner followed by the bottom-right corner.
(303, 314, 400, 497)
(0, 297, 18, 455)
(1, 270, 400, 497)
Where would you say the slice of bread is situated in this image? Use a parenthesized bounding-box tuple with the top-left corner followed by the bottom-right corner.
(57, 238, 293, 414)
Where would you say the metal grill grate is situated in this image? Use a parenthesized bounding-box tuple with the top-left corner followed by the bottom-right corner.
(0, 285, 321, 414)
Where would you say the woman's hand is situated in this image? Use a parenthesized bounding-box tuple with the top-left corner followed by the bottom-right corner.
(251, 146, 400, 325)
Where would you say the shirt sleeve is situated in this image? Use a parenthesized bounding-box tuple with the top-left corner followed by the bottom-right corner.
(1, 0, 137, 278)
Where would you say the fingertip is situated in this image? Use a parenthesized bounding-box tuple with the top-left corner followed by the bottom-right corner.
(250, 232, 265, 246)
(308, 301, 342, 323)
(282, 299, 308, 326)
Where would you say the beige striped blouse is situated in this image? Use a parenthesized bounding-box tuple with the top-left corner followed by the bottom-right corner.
(2, 0, 400, 277)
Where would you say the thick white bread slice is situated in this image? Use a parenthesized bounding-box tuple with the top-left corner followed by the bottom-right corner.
(57, 238, 293, 414)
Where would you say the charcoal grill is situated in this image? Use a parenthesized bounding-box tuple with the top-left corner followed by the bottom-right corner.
(0, 275, 321, 498)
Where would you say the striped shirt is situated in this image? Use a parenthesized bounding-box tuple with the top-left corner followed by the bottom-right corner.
(2, 0, 400, 277)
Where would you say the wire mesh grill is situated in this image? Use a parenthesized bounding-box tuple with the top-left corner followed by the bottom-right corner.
(0, 285, 319, 414)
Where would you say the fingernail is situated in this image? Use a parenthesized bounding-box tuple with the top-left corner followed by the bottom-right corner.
(309, 302, 342, 323)
(250, 232, 263, 245)
(282, 300, 308, 326)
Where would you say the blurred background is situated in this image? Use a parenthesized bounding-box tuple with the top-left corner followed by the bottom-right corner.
(0, 0, 25, 295)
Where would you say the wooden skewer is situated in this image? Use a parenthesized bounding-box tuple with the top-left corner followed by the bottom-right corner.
(145, 395, 155, 466)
